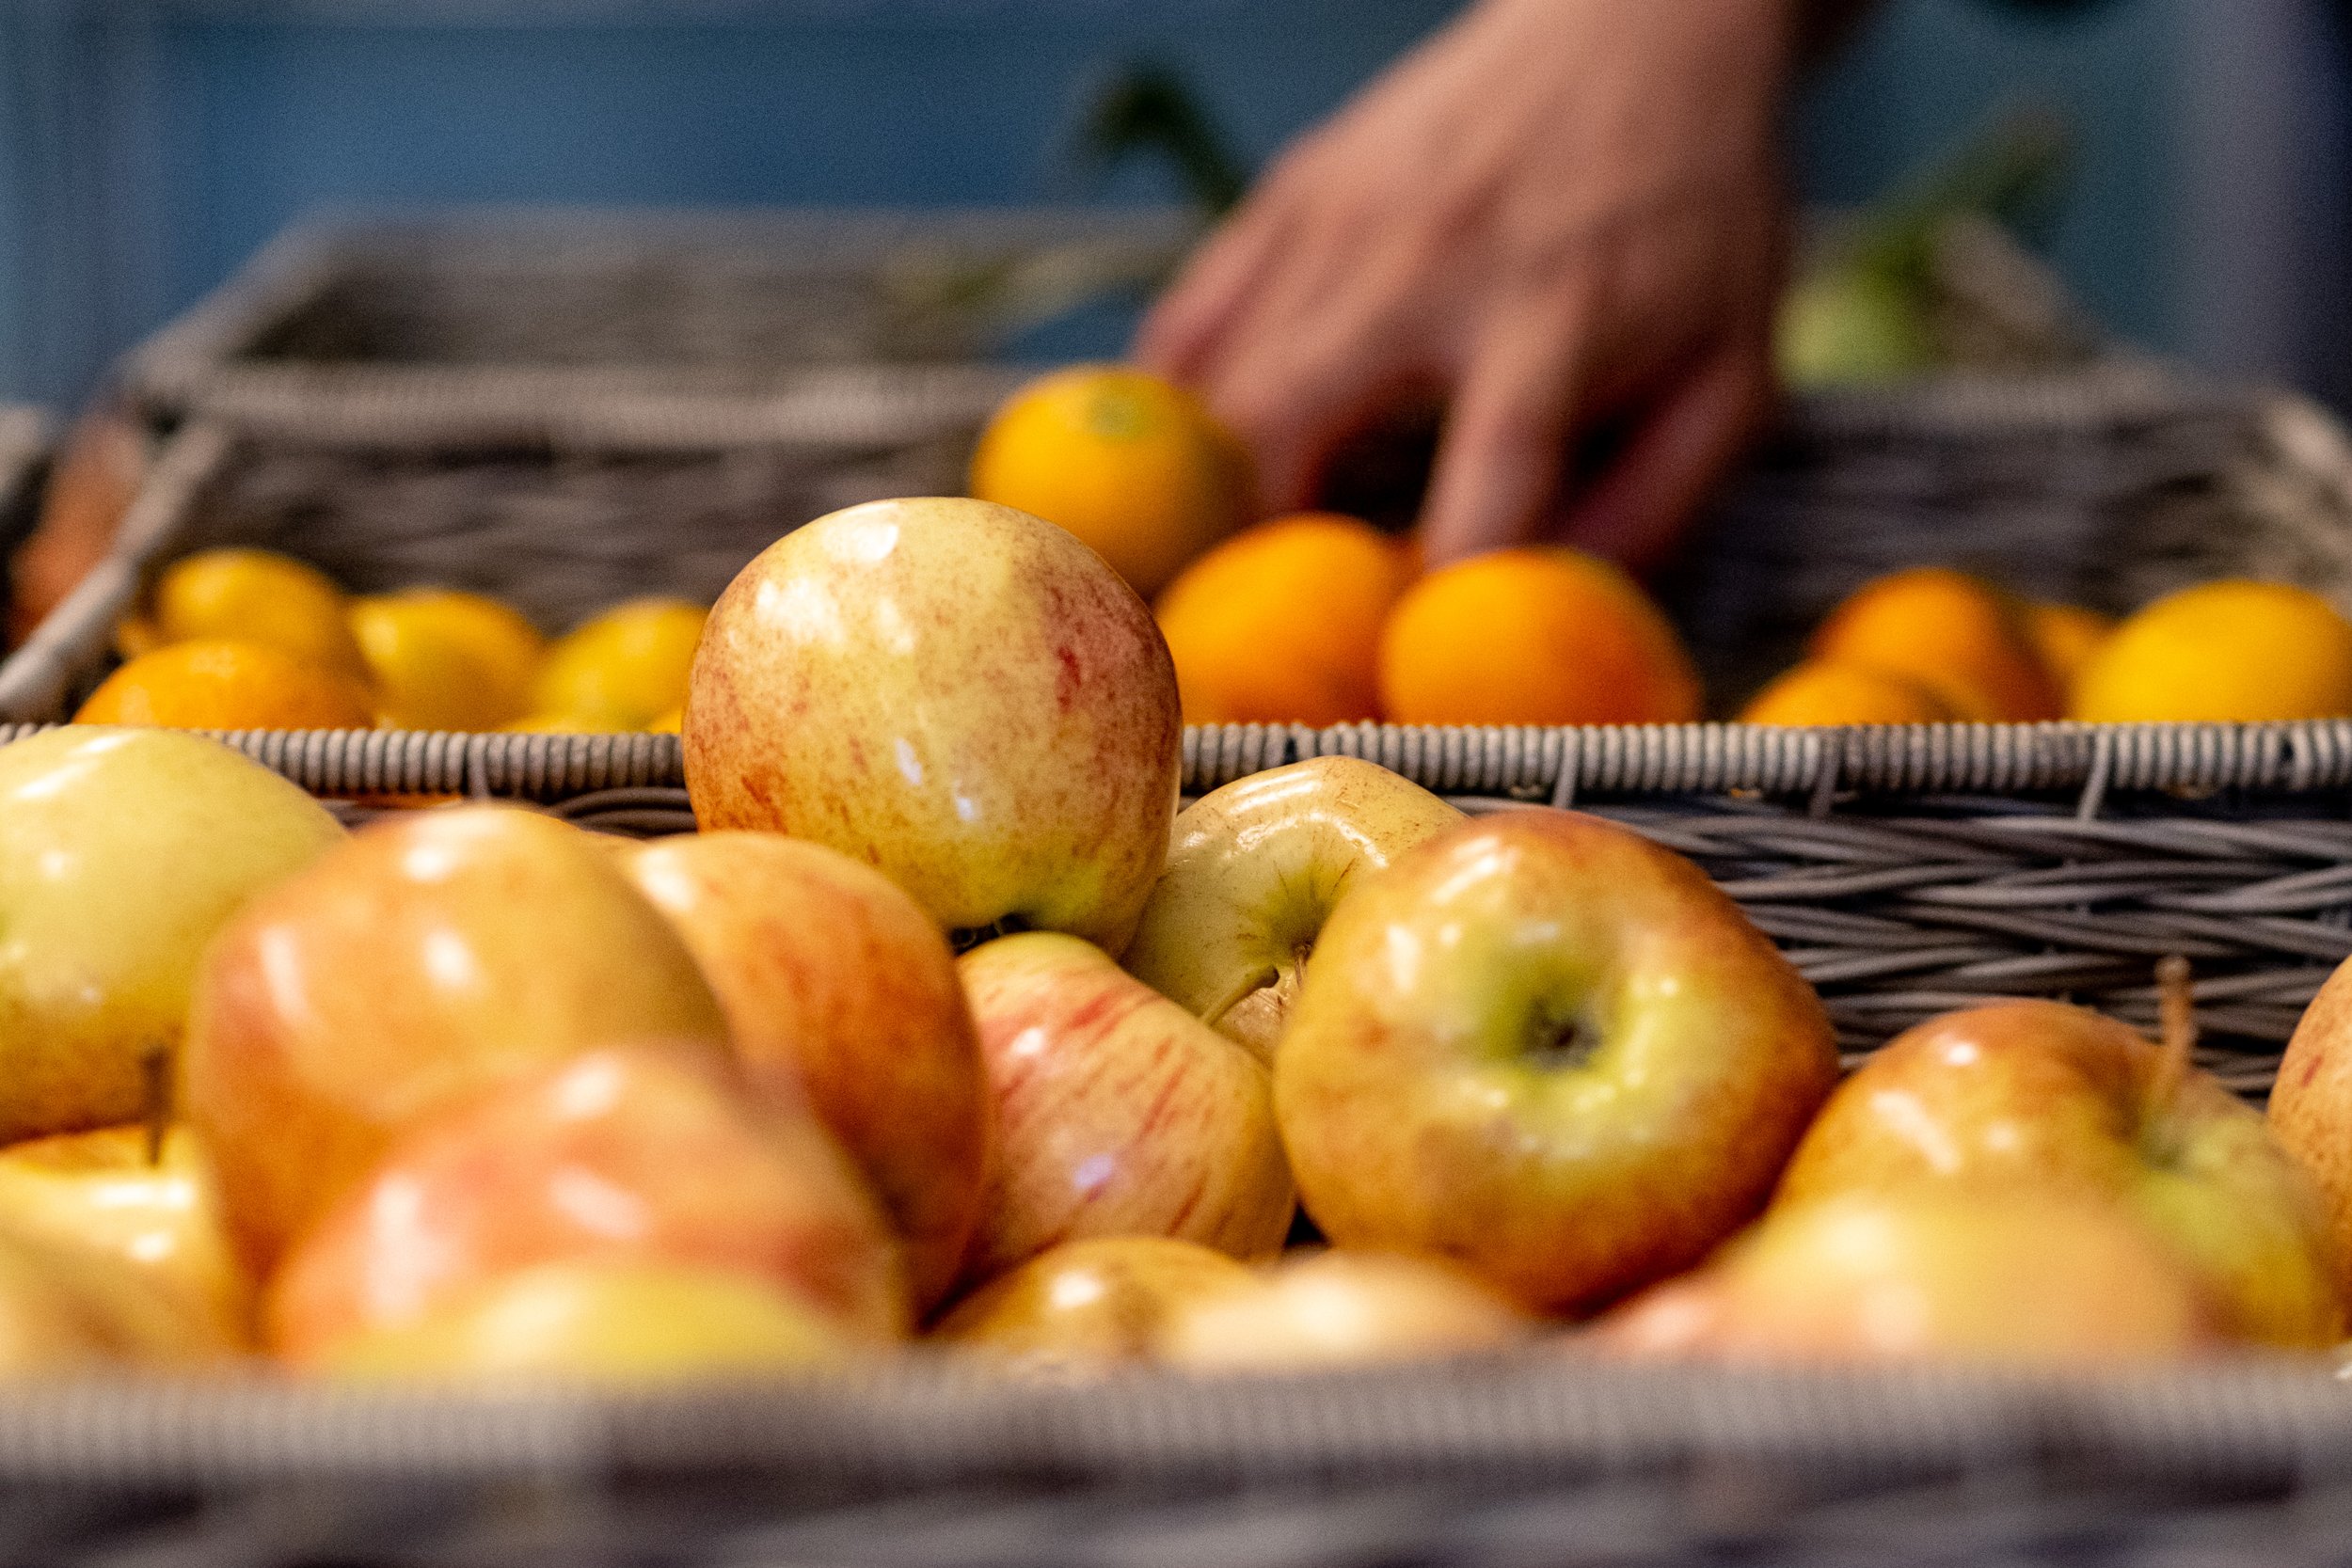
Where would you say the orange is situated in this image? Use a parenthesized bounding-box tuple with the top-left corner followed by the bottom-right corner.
(969, 364, 1252, 598)
(1154, 513, 1411, 725)
(529, 599, 706, 731)
(2072, 580, 2352, 722)
(1809, 568, 2060, 721)
(2023, 601, 2114, 698)
(1740, 660, 1956, 725)
(1377, 547, 1703, 726)
(151, 549, 369, 681)
(75, 640, 375, 730)
(350, 589, 548, 731)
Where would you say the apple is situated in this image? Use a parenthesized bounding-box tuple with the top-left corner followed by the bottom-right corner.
(182, 805, 730, 1272)
(684, 497, 1183, 952)
(267, 1044, 906, 1365)
(0, 727, 342, 1145)
(1122, 756, 1463, 1063)
(1594, 1191, 2215, 1364)
(0, 1126, 251, 1349)
(1157, 1250, 1534, 1371)
(614, 832, 986, 1313)
(933, 1236, 1256, 1370)
(956, 932, 1295, 1285)
(319, 1261, 855, 1384)
(1780, 992, 2341, 1349)
(1275, 808, 1840, 1314)
(0, 1227, 245, 1370)
(2266, 954, 2352, 1303)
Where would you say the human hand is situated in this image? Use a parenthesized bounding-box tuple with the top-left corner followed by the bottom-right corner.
(1136, 0, 1796, 570)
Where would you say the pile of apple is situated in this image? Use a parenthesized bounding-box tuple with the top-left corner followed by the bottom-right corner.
(6, 494, 2352, 1381)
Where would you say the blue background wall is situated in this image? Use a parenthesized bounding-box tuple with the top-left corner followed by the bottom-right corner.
(3, 0, 2343, 410)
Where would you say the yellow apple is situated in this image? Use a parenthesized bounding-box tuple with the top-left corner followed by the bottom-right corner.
(0, 1227, 245, 1370)
(1596, 1192, 2216, 1364)
(1780, 997, 2342, 1349)
(267, 1044, 905, 1365)
(614, 832, 986, 1313)
(684, 497, 1182, 952)
(0, 727, 342, 1144)
(1121, 757, 1462, 1062)
(2266, 954, 2352, 1301)
(956, 932, 1294, 1286)
(933, 1236, 1255, 1370)
(1276, 809, 1840, 1314)
(182, 806, 729, 1272)
(1158, 1250, 1534, 1370)
(319, 1261, 854, 1384)
(0, 1125, 251, 1349)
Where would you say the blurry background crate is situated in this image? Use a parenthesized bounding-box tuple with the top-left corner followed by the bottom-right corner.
(120, 206, 1199, 441)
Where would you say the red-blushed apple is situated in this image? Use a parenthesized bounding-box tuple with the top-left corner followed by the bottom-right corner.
(956, 932, 1294, 1285)
(1157, 1250, 1534, 1370)
(683, 497, 1182, 952)
(932, 1236, 1255, 1370)
(0, 1126, 251, 1350)
(1779, 989, 2342, 1350)
(2267, 953, 2352, 1300)
(1592, 1191, 2217, 1365)
(0, 727, 343, 1144)
(1275, 808, 1840, 1315)
(1122, 757, 1463, 1062)
(181, 806, 729, 1273)
(266, 1045, 906, 1365)
(318, 1260, 857, 1384)
(614, 831, 986, 1313)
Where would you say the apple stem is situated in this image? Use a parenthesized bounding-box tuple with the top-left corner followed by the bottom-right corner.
(139, 1043, 172, 1167)
(2151, 955, 2196, 1118)
(1200, 965, 1280, 1033)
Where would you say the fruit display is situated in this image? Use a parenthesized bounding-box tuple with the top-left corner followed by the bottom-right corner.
(2, 485, 2352, 1396)
(87, 547, 696, 734)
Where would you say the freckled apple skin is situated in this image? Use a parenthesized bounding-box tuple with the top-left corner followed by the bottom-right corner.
(0, 728, 343, 1145)
(182, 807, 730, 1275)
(1275, 809, 1839, 1315)
(933, 1235, 1255, 1369)
(1122, 756, 1463, 1064)
(615, 832, 987, 1313)
(1158, 1249, 1534, 1371)
(956, 932, 1295, 1287)
(2269, 959, 2352, 1303)
(266, 1045, 905, 1365)
(684, 498, 1183, 953)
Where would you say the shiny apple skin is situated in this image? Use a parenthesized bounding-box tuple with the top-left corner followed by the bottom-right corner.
(1596, 1192, 2215, 1365)
(934, 1235, 1255, 1369)
(1158, 1249, 1534, 1371)
(1781, 1000, 2343, 1350)
(617, 832, 987, 1313)
(319, 1260, 855, 1384)
(0, 1126, 252, 1349)
(685, 498, 1182, 952)
(0, 728, 343, 1145)
(1275, 808, 1839, 1315)
(956, 932, 1295, 1285)
(1122, 757, 1463, 1063)
(268, 1045, 906, 1365)
(183, 806, 730, 1273)
(2268, 958, 2352, 1302)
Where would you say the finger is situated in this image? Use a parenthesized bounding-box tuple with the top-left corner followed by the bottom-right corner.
(1415, 289, 1594, 566)
(1549, 336, 1773, 572)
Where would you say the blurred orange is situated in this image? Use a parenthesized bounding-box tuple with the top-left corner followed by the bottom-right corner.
(2023, 601, 2114, 697)
(1740, 661, 1956, 725)
(1378, 547, 1703, 725)
(75, 640, 375, 730)
(151, 548, 370, 681)
(969, 365, 1252, 598)
(1155, 513, 1411, 725)
(350, 589, 548, 731)
(1809, 568, 2060, 721)
(2072, 580, 2352, 722)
